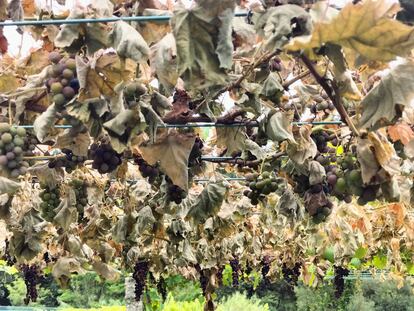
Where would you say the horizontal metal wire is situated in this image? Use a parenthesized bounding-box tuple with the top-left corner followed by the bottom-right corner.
(17, 121, 343, 129)
(0, 12, 249, 27)
(157, 122, 259, 128)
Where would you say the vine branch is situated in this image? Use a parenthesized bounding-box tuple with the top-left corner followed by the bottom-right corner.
(300, 55, 360, 137)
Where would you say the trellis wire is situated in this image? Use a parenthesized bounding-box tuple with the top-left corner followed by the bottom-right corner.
(17, 120, 343, 130)
(0, 12, 249, 27)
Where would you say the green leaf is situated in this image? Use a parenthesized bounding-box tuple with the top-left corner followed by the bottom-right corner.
(253, 4, 312, 52)
(171, 0, 235, 92)
(372, 255, 387, 269)
(109, 21, 150, 63)
(354, 246, 368, 259)
(186, 180, 227, 225)
(359, 60, 414, 130)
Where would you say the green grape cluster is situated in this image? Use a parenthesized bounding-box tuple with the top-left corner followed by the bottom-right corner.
(0, 123, 32, 178)
(243, 171, 279, 205)
(332, 154, 378, 205)
(39, 185, 60, 221)
(70, 179, 88, 221)
(46, 52, 79, 111)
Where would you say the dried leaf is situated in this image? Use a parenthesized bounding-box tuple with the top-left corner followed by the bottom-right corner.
(0, 177, 20, 194)
(186, 180, 227, 225)
(216, 127, 247, 156)
(77, 53, 136, 101)
(55, 131, 91, 157)
(171, 0, 235, 91)
(368, 131, 401, 178)
(140, 131, 195, 191)
(135, 206, 156, 234)
(254, 4, 312, 51)
(150, 33, 178, 95)
(357, 137, 380, 184)
(265, 110, 295, 143)
(92, 260, 120, 281)
(286, 0, 414, 63)
(0, 73, 19, 93)
(388, 122, 414, 145)
(109, 21, 150, 63)
(33, 104, 57, 143)
(359, 61, 414, 130)
(286, 125, 317, 166)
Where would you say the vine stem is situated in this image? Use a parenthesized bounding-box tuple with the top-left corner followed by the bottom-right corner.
(282, 70, 310, 89)
(300, 55, 360, 137)
(200, 50, 280, 107)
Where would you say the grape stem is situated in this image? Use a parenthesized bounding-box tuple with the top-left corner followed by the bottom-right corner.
(300, 55, 360, 137)
(198, 50, 280, 108)
(282, 70, 311, 90)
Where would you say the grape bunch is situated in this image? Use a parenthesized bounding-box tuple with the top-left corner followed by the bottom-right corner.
(0, 124, 31, 178)
(229, 258, 241, 287)
(89, 142, 122, 174)
(188, 136, 204, 168)
(46, 52, 79, 111)
(20, 264, 41, 305)
(281, 263, 301, 287)
(165, 177, 187, 204)
(133, 154, 161, 183)
(70, 179, 88, 221)
(157, 276, 167, 302)
(333, 266, 349, 298)
(243, 171, 279, 205)
(132, 261, 149, 301)
(311, 130, 336, 154)
(332, 154, 379, 205)
(48, 148, 87, 173)
(39, 185, 61, 222)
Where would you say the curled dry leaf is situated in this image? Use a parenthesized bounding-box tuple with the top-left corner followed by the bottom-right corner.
(286, 0, 414, 63)
(388, 122, 414, 146)
(140, 131, 195, 191)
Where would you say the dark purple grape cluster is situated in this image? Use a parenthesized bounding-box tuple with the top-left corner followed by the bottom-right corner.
(216, 266, 224, 287)
(48, 148, 87, 173)
(0, 123, 32, 178)
(89, 143, 122, 174)
(261, 256, 271, 282)
(311, 131, 335, 154)
(157, 276, 167, 302)
(165, 177, 186, 204)
(134, 154, 161, 183)
(188, 136, 203, 168)
(333, 266, 349, 298)
(46, 52, 79, 111)
(229, 258, 240, 287)
(3, 239, 16, 266)
(243, 171, 279, 205)
(195, 264, 208, 297)
(39, 185, 60, 222)
(282, 263, 301, 286)
(132, 261, 149, 301)
(20, 264, 41, 305)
